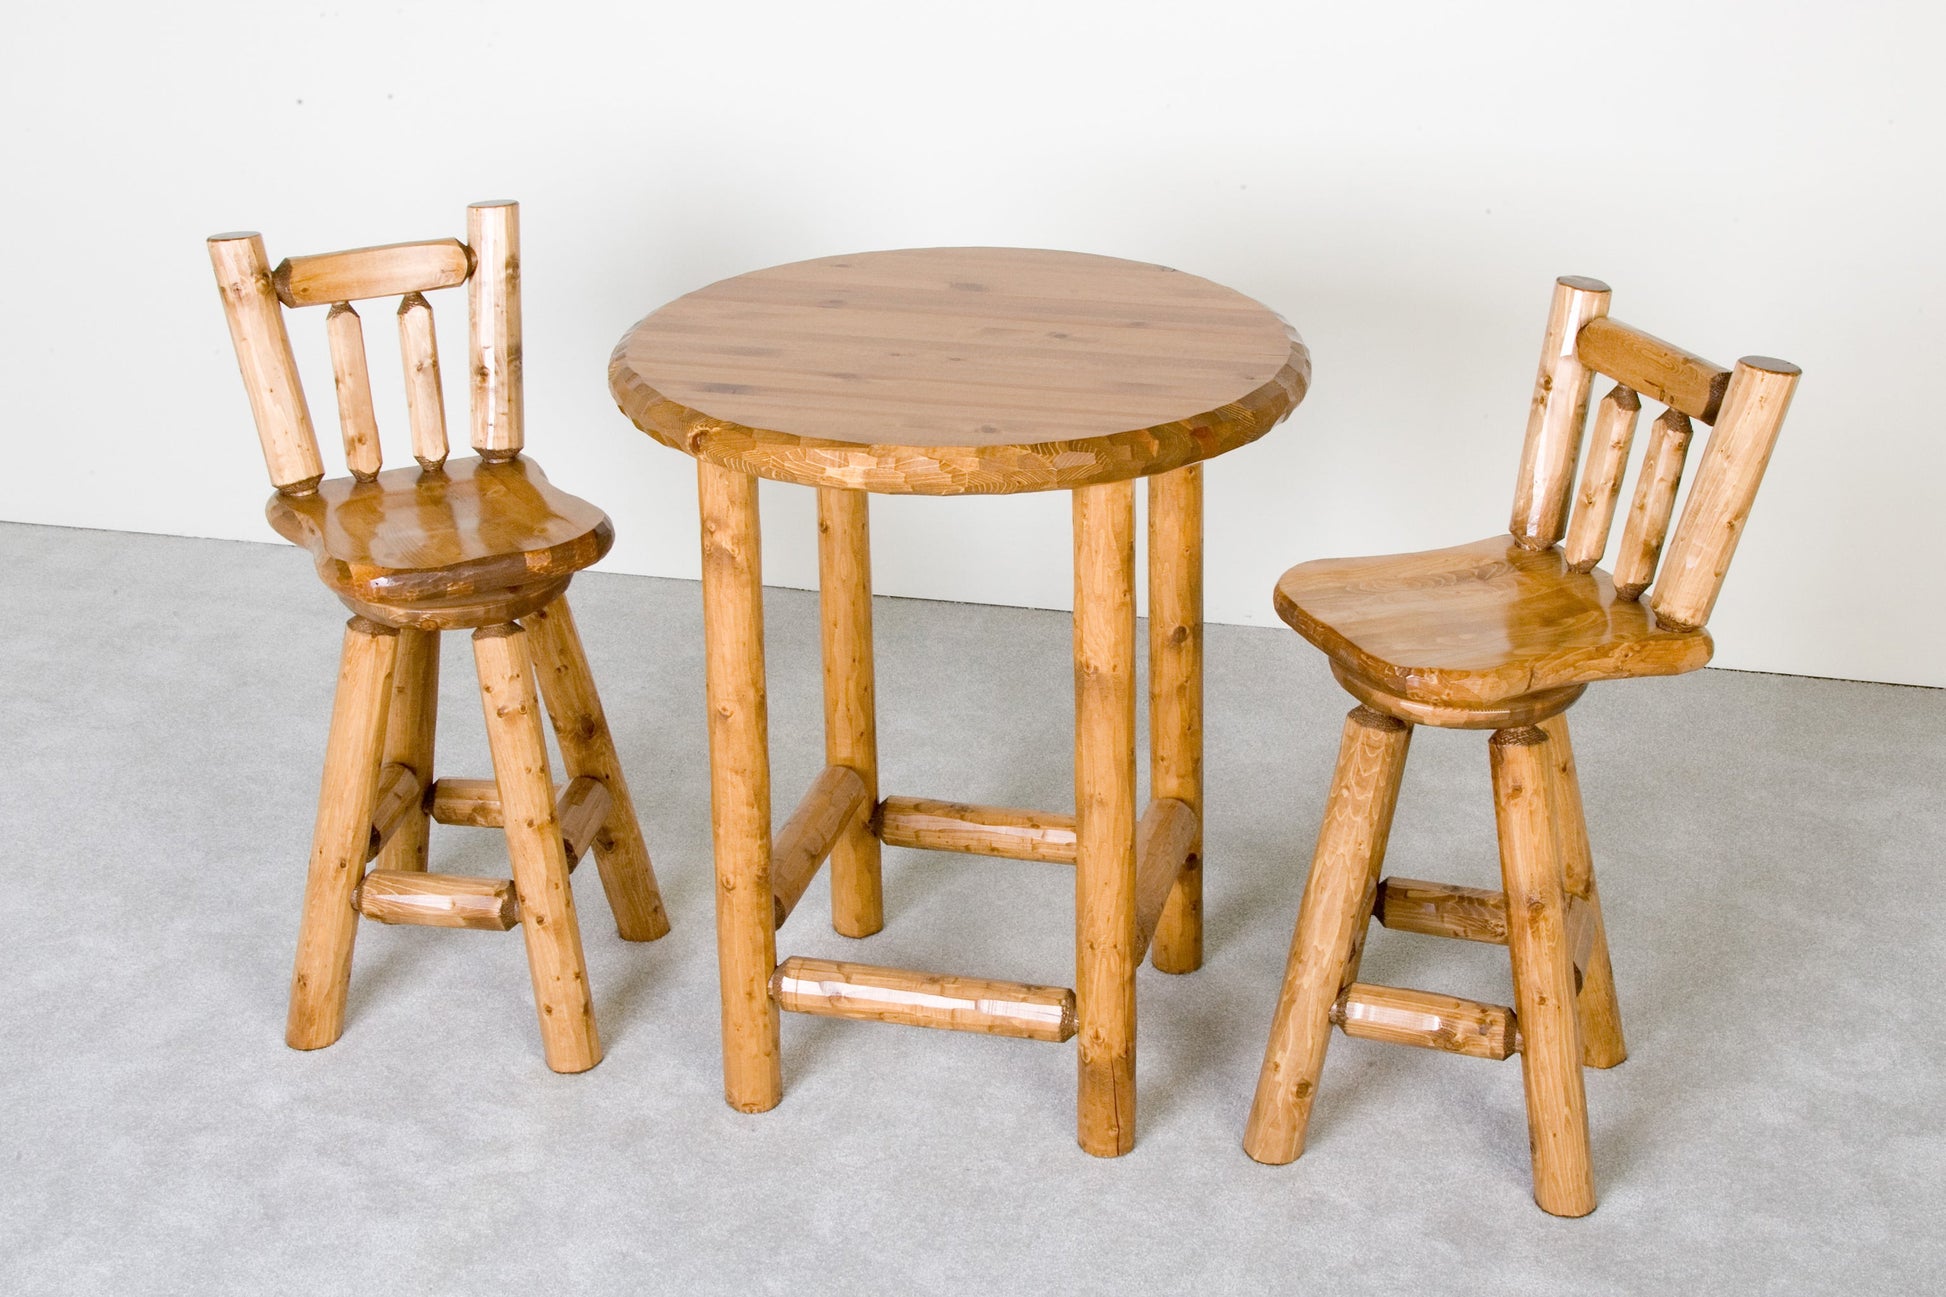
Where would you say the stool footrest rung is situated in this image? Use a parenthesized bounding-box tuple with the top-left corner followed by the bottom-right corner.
(1134, 798, 1198, 958)
(429, 777, 509, 827)
(355, 870, 519, 930)
(770, 956, 1077, 1043)
(427, 776, 602, 870)
(773, 765, 870, 927)
(1373, 877, 1509, 945)
(557, 776, 611, 872)
(1332, 983, 1521, 1061)
(876, 795, 1077, 864)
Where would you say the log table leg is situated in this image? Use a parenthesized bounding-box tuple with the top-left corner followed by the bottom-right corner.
(474, 623, 601, 1074)
(1244, 705, 1412, 1164)
(700, 461, 782, 1112)
(376, 626, 438, 873)
(1491, 725, 1596, 1217)
(1148, 463, 1203, 973)
(818, 487, 883, 938)
(1073, 479, 1139, 1156)
(287, 616, 399, 1050)
(525, 596, 672, 942)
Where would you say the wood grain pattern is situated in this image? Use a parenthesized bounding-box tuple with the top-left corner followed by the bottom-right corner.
(273, 238, 471, 308)
(874, 796, 1078, 863)
(555, 775, 613, 871)
(1244, 706, 1412, 1165)
(324, 302, 383, 481)
(609, 247, 1309, 495)
(1073, 478, 1139, 1156)
(1563, 385, 1641, 572)
(1612, 408, 1693, 601)
(1537, 713, 1626, 1068)
(771, 957, 1076, 1043)
(1147, 464, 1204, 973)
(818, 489, 883, 936)
(1276, 536, 1713, 709)
(266, 455, 614, 609)
(698, 461, 781, 1111)
(1576, 317, 1732, 424)
(208, 232, 325, 493)
(1511, 276, 1610, 548)
(1373, 877, 1508, 945)
(1490, 726, 1594, 1217)
(1650, 358, 1801, 630)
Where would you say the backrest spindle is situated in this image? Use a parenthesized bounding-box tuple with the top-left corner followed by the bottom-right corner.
(1647, 358, 1800, 629)
(1510, 276, 1611, 548)
(467, 200, 523, 460)
(208, 233, 326, 494)
(1562, 385, 1641, 572)
(1610, 408, 1692, 600)
(324, 303, 383, 480)
(397, 292, 449, 470)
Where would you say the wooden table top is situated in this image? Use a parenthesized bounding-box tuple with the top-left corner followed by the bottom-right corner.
(609, 247, 1310, 494)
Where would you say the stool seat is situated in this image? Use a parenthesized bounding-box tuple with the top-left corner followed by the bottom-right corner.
(267, 455, 613, 612)
(1273, 535, 1713, 709)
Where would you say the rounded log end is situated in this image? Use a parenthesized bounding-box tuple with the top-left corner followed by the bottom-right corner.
(1737, 354, 1801, 377)
(1556, 274, 1612, 294)
(468, 198, 519, 210)
(208, 230, 263, 244)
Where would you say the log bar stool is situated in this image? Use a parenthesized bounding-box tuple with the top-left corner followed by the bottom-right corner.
(610, 248, 1309, 1154)
(208, 201, 670, 1073)
(1243, 276, 1800, 1213)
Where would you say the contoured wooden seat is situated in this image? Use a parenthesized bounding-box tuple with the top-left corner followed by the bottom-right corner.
(1244, 275, 1799, 1214)
(208, 201, 670, 1074)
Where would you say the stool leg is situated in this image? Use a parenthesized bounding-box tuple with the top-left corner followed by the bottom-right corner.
(376, 626, 439, 873)
(1073, 479, 1138, 1156)
(287, 616, 398, 1050)
(1491, 725, 1596, 1217)
(700, 461, 782, 1112)
(475, 623, 601, 1074)
(1148, 464, 1203, 974)
(1244, 705, 1411, 1163)
(524, 596, 672, 943)
(1537, 714, 1626, 1069)
(818, 487, 883, 938)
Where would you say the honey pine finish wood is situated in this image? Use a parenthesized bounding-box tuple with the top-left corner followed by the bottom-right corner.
(208, 201, 670, 1073)
(611, 248, 1309, 1154)
(1243, 275, 1799, 1214)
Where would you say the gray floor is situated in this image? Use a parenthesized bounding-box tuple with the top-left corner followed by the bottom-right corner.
(1, 520, 1940, 1296)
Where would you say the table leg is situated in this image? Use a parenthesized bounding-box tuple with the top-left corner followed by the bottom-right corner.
(699, 460, 781, 1111)
(1073, 479, 1139, 1156)
(818, 487, 883, 938)
(1147, 463, 1203, 973)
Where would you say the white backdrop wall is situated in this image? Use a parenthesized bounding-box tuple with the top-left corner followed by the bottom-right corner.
(5, 1, 1941, 686)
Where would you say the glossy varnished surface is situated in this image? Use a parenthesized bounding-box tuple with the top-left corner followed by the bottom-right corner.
(609, 247, 1309, 494)
(266, 455, 613, 607)
(1274, 536, 1713, 709)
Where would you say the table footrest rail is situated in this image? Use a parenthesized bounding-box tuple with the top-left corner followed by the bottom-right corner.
(876, 795, 1077, 864)
(773, 765, 870, 927)
(770, 956, 1077, 1043)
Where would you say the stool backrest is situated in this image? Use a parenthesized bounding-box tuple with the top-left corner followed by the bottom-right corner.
(1508, 275, 1800, 630)
(208, 200, 523, 496)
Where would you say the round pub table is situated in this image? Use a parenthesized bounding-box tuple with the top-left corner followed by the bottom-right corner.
(610, 247, 1309, 1155)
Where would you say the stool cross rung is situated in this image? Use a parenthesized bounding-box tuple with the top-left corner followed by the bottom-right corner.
(1332, 983, 1522, 1061)
(772, 765, 869, 928)
(365, 763, 427, 862)
(1134, 798, 1199, 958)
(876, 795, 1077, 864)
(770, 956, 1077, 1043)
(354, 869, 519, 931)
(1373, 876, 1509, 945)
(426, 775, 608, 871)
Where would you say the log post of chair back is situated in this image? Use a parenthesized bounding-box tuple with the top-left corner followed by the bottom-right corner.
(208, 233, 326, 494)
(397, 292, 450, 470)
(324, 303, 383, 481)
(1510, 276, 1611, 548)
(1647, 357, 1800, 629)
(467, 200, 524, 461)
